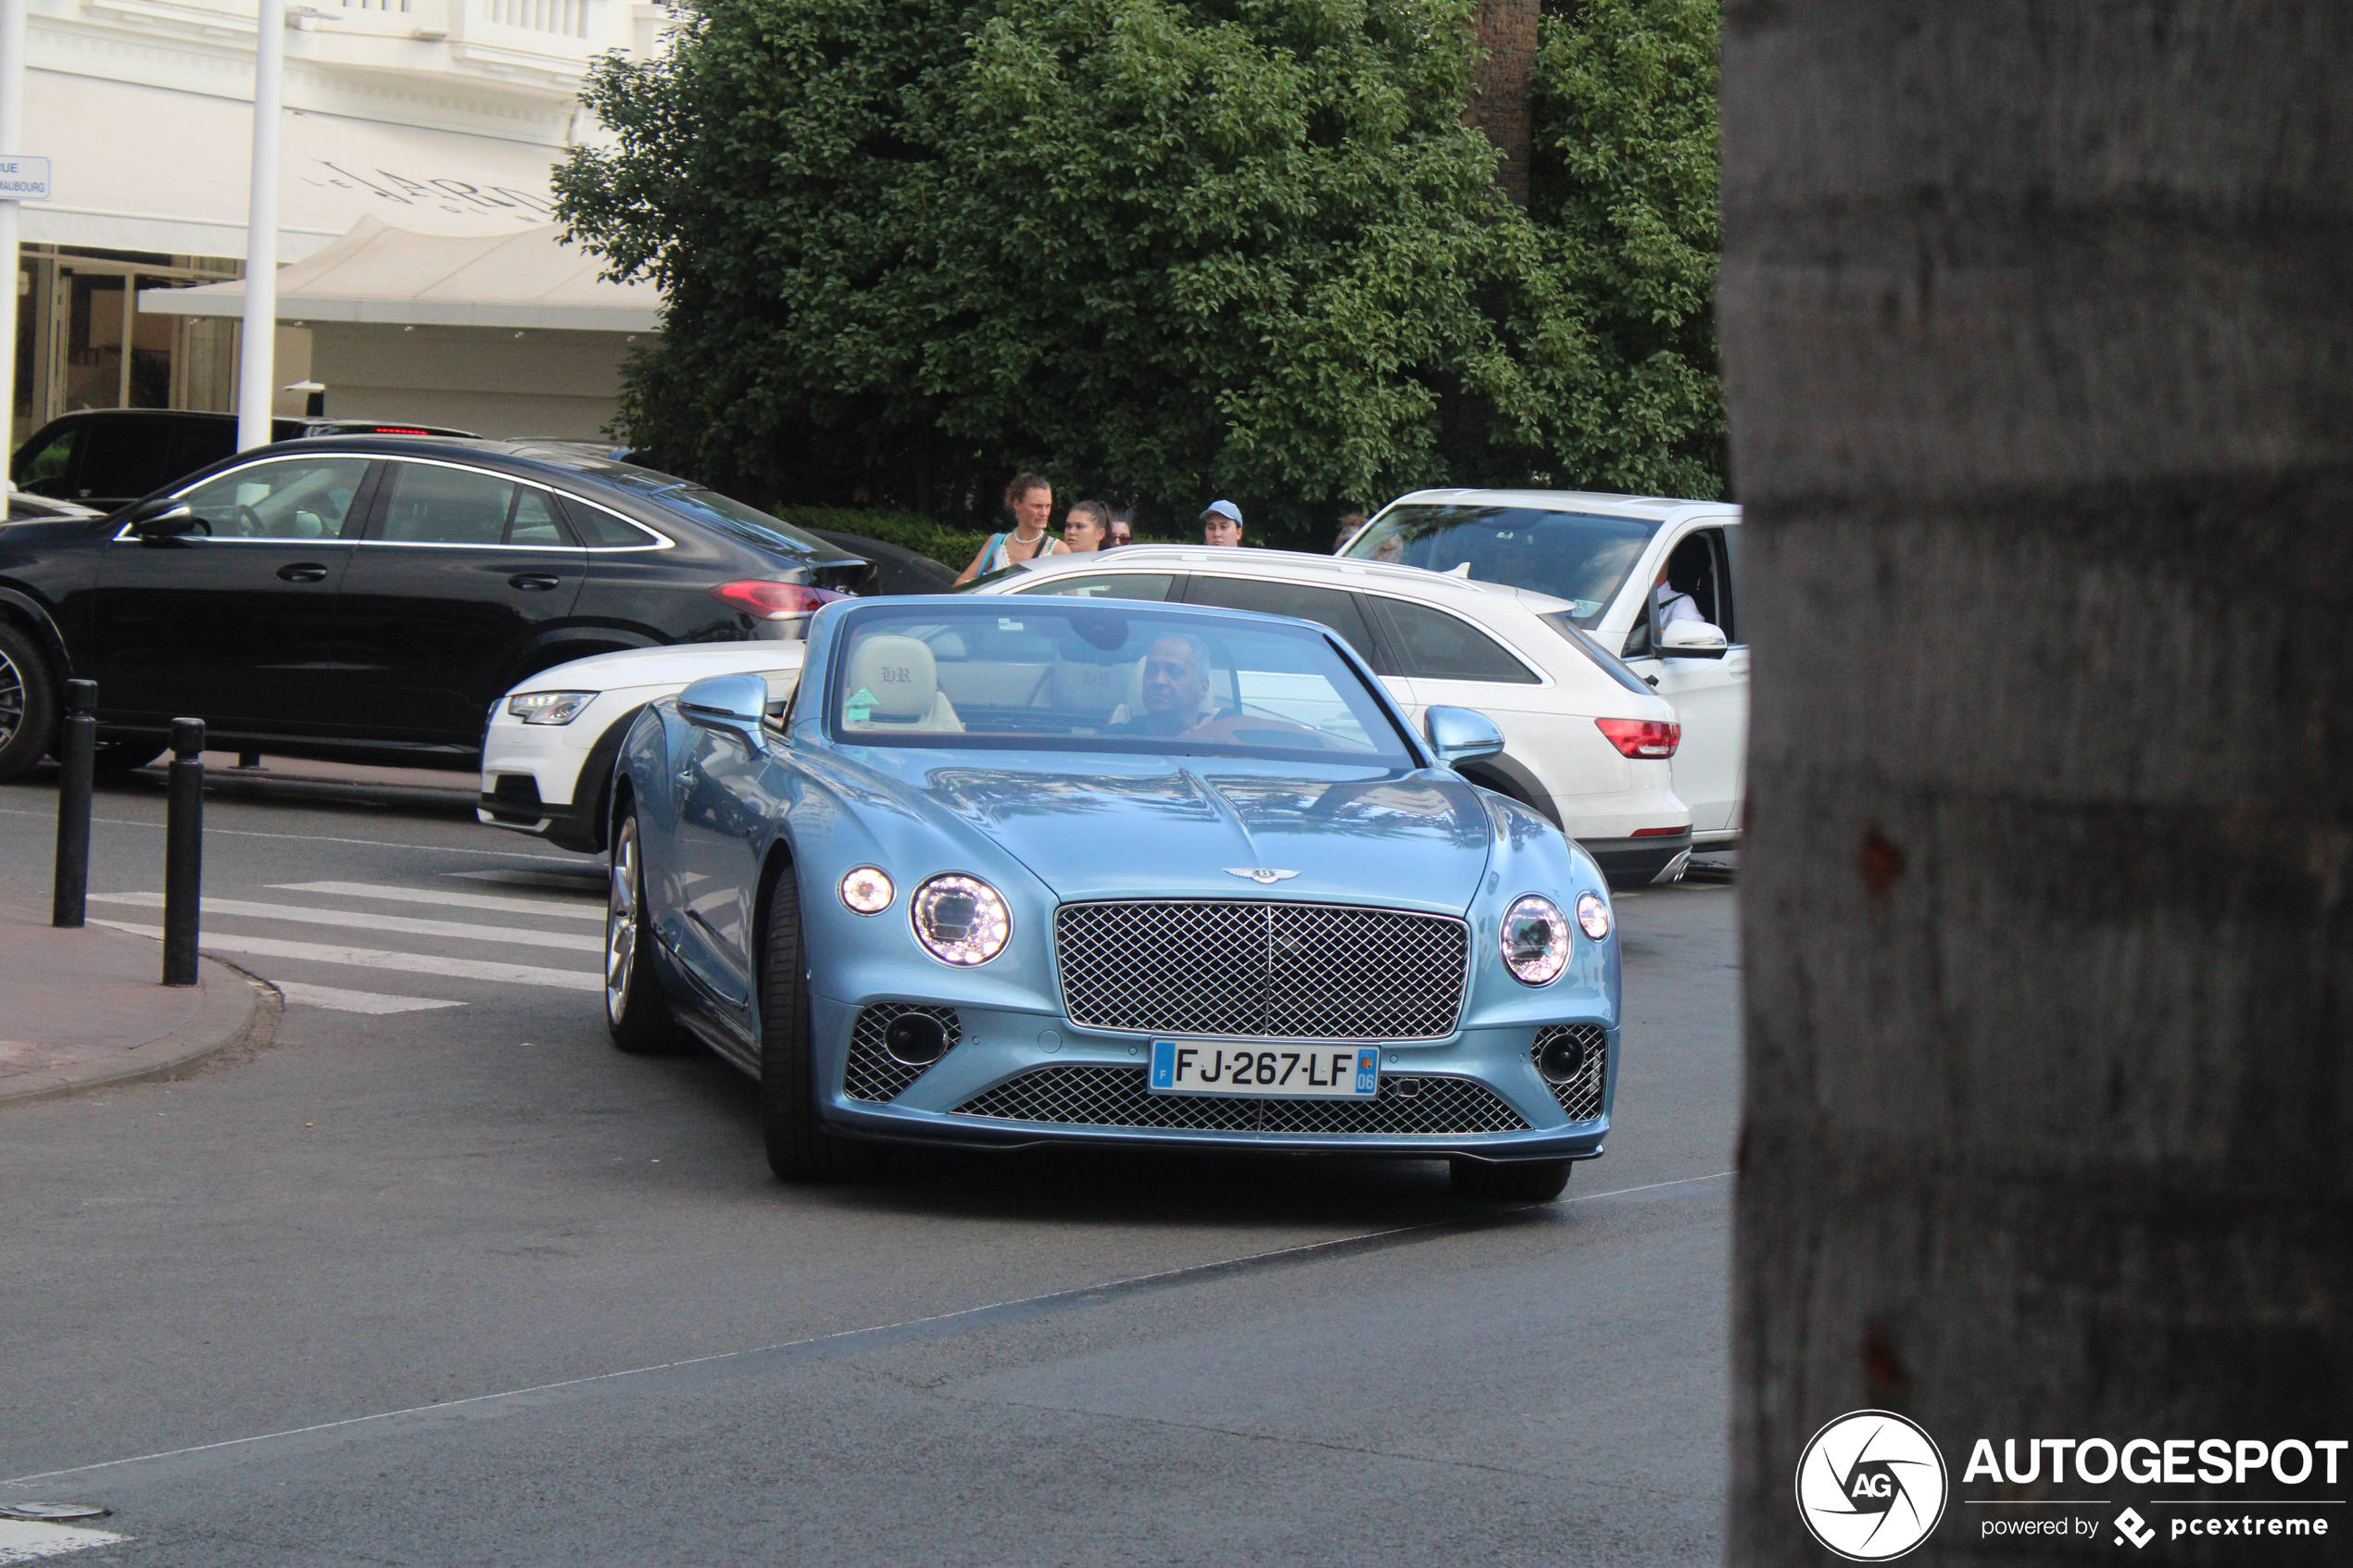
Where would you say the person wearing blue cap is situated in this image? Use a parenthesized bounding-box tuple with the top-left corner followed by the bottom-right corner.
(1201, 499, 1243, 546)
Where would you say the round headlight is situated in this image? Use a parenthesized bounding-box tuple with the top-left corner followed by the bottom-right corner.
(1576, 891, 1612, 942)
(911, 874, 1011, 966)
(1500, 895, 1569, 985)
(839, 866, 894, 915)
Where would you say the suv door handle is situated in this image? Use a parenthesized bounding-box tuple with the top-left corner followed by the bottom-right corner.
(509, 573, 562, 592)
(276, 563, 330, 583)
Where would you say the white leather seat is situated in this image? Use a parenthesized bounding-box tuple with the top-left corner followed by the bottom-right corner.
(842, 634, 963, 734)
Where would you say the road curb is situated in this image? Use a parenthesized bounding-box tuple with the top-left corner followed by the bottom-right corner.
(0, 956, 283, 1110)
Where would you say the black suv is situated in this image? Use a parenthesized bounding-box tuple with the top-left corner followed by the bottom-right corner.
(11, 409, 481, 513)
(0, 436, 863, 778)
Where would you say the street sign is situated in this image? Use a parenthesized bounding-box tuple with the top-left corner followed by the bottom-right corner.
(0, 157, 52, 201)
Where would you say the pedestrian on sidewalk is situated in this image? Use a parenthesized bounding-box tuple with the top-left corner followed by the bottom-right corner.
(956, 472, 1064, 583)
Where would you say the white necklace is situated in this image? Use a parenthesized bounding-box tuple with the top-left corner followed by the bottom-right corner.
(1012, 524, 1046, 544)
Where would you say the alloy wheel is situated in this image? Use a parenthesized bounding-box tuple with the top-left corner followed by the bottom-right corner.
(606, 824, 637, 1025)
(0, 646, 24, 748)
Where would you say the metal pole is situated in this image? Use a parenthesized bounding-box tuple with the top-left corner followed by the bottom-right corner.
(162, 718, 205, 986)
(0, 0, 26, 491)
(234, 0, 286, 453)
(51, 678, 94, 928)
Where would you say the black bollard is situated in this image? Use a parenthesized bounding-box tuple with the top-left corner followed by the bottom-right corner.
(52, 679, 97, 929)
(162, 718, 205, 987)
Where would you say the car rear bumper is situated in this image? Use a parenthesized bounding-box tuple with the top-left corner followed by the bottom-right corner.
(1578, 831, 1692, 888)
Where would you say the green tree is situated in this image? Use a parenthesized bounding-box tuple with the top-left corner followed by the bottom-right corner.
(557, 0, 1722, 535)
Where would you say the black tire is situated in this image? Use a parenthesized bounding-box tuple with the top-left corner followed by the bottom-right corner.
(604, 811, 683, 1054)
(90, 738, 167, 772)
(1450, 1158, 1573, 1202)
(759, 865, 875, 1183)
(0, 621, 59, 784)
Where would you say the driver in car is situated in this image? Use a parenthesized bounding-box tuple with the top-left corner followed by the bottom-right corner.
(1110, 633, 1228, 737)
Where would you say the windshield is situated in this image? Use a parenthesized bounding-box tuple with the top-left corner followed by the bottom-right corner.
(826, 603, 1414, 764)
(1342, 505, 1660, 627)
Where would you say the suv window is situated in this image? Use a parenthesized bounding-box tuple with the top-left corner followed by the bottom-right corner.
(1013, 571, 1176, 602)
(1180, 575, 1379, 663)
(378, 462, 575, 546)
(13, 425, 81, 496)
(78, 415, 182, 500)
(163, 420, 238, 485)
(557, 496, 659, 548)
(178, 458, 373, 540)
(1370, 596, 1539, 684)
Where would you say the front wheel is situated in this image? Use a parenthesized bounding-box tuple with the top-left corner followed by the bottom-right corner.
(0, 621, 59, 783)
(605, 811, 682, 1054)
(1450, 1158, 1572, 1202)
(759, 867, 876, 1183)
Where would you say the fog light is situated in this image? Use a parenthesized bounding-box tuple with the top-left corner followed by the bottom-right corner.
(839, 866, 894, 914)
(1538, 1032, 1590, 1085)
(883, 1011, 950, 1066)
(1576, 891, 1612, 941)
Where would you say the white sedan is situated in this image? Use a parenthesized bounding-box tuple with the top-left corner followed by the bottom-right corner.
(966, 546, 1696, 887)
(479, 644, 802, 852)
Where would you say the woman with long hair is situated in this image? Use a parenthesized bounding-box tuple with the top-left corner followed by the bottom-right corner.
(955, 472, 1063, 583)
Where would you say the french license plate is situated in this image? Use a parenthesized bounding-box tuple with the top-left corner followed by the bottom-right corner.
(1149, 1041, 1379, 1098)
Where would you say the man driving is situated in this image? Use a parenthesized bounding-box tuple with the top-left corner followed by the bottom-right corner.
(1112, 633, 1220, 736)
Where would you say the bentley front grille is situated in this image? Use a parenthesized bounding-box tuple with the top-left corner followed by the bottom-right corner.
(1054, 900, 1468, 1041)
(951, 1065, 1529, 1136)
(844, 1004, 963, 1103)
(1532, 1023, 1607, 1123)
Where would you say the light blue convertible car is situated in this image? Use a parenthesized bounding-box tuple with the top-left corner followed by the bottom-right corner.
(605, 596, 1621, 1199)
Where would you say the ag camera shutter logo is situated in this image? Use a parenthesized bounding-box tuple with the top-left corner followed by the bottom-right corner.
(1795, 1410, 1950, 1561)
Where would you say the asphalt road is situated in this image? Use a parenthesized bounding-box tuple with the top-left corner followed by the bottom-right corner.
(0, 765, 1741, 1566)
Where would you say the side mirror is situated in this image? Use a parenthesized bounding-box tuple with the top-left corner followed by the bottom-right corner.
(1426, 705, 1504, 765)
(678, 672, 769, 727)
(1660, 620, 1729, 658)
(129, 501, 205, 541)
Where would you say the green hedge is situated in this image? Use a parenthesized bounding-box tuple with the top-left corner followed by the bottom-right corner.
(773, 507, 988, 573)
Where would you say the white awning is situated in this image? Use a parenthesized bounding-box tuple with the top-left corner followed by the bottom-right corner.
(21, 69, 568, 261)
(138, 216, 661, 332)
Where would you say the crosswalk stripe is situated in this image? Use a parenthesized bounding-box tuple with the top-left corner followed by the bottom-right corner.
(88, 894, 602, 953)
(92, 922, 603, 991)
(274, 981, 467, 1015)
(271, 881, 606, 921)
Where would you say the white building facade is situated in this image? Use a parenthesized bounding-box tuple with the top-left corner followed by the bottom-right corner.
(11, 0, 665, 445)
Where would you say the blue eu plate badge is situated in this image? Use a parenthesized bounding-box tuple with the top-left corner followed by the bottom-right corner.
(1149, 1041, 1381, 1098)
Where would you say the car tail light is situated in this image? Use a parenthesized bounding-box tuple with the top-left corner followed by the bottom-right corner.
(1595, 718, 1680, 759)
(710, 582, 846, 621)
(364, 427, 434, 435)
(1630, 823, 1690, 838)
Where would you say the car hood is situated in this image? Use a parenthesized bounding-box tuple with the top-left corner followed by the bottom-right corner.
(523, 641, 807, 696)
(857, 753, 1496, 914)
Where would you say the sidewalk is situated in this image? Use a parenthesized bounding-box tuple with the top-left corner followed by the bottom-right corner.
(0, 907, 275, 1109)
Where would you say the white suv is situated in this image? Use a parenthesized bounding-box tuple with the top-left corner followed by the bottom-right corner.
(1342, 490, 1745, 851)
(479, 644, 803, 852)
(968, 546, 1696, 886)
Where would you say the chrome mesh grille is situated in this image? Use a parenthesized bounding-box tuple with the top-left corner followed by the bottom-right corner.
(1055, 901, 1468, 1040)
(951, 1065, 1528, 1135)
(1532, 1023, 1607, 1122)
(844, 1004, 962, 1103)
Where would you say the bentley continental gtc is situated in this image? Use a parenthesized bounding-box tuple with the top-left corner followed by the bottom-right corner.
(606, 596, 1621, 1200)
